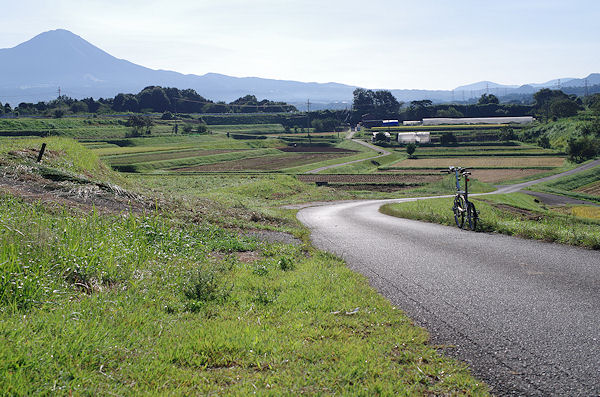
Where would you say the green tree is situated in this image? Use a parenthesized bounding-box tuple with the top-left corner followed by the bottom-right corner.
(435, 107, 464, 118)
(537, 135, 551, 149)
(566, 136, 600, 163)
(127, 115, 153, 136)
(549, 98, 581, 119)
(478, 93, 499, 105)
(406, 142, 416, 158)
(351, 88, 401, 123)
(407, 100, 434, 120)
(499, 126, 516, 141)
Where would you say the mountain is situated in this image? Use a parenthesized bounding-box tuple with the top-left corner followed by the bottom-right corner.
(0, 29, 357, 106)
(454, 81, 519, 91)
(0, 29, 598, 107)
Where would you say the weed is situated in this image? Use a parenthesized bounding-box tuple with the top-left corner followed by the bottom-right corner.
(252, 286, 279, 305)
(278, 256, 295, 271)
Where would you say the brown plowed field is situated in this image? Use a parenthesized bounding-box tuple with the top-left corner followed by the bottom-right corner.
(469, 169, 550, 183)
(392, 157, 565, 168)
(576, 181, 600, 196)
(174, 153, 349, 171)
(277, 146, 356, 153)
(297, 174, 443, 183)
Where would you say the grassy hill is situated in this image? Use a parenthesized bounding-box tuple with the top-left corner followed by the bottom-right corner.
(0, 137, 488, 395)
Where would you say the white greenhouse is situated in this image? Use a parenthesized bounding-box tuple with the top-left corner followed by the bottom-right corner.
(397, 132, 430, 144)
(422, 116, 534, 125)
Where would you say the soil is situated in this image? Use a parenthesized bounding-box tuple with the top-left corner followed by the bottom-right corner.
(470, 169, 549, 183)
(277, 146, 356, 153)
(576, 181, 600, 196)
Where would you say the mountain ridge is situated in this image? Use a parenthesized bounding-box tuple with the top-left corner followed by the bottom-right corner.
(0, 29, 597, 107)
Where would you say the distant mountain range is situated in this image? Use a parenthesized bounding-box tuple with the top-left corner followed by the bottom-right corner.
(1, 29, 599, 109)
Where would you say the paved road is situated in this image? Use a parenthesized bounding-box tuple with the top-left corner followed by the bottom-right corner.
(297, 163, 600, 396)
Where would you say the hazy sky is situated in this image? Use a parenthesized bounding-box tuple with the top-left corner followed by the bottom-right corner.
(1, 0, 598, 90)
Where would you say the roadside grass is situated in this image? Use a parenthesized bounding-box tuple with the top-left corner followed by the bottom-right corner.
(129, 173, 404, 234)
(380, 193, 600, 249)
(0, 192, 487, 395)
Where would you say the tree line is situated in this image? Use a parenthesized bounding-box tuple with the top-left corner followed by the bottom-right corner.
(350, 88, 587, 124)
(0, 87, 297, 117)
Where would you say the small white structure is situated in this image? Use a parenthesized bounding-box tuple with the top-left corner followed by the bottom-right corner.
(403, 120, 422, 126)
(422, 116, 534, 126)
(397, 131, 430, 144)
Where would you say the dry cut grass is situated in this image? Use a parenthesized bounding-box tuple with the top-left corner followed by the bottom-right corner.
(392, 156, 566, 168)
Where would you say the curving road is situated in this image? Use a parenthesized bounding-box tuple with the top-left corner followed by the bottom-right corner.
(297, 163, 600, 396)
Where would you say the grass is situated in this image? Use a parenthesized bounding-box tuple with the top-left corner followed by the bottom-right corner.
(381, 193, 600, 249)
(209, 123, 285, 134)
(0, 151, 487, 395)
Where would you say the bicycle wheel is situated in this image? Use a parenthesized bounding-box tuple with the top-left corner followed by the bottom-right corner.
(466, 201, 478, 231)
(453, 195, 466, 229)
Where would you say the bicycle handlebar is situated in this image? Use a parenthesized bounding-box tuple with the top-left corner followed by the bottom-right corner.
(441, 166, 470, 175)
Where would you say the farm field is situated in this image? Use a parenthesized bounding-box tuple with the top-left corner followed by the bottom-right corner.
(577, 181, 600, 196)
(412, 145, 561, 157)
(297, 173, 442, 184)
(174, 152, 351, 172)
(530, 163, 600, 203)
(391, 156, 565, 168)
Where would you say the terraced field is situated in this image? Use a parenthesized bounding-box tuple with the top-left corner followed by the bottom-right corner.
(391, 156, 565, 168)
(576, 180, 600, 196)
(174, 152, 351, 171)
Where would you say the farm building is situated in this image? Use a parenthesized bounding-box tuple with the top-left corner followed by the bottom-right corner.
(397, 132, 430, 144)
(382, 120, 399, 127)
(422, 116, 534, 125)
(403, 120, 421, 126)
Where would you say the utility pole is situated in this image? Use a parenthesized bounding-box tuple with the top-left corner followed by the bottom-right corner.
(57, 87, 61, 100)
(306, 99, 311, 144)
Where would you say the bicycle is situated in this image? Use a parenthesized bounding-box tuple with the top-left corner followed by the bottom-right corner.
(441, 166, 478, 230)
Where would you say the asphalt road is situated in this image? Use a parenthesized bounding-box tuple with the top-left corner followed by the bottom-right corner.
(298, 193, 600, 395)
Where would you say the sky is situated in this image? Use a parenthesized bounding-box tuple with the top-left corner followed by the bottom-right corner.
(1, 0, 598, 90)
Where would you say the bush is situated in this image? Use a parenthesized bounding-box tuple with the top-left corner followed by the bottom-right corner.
(184, 269, 228, 303)
(406, 142, 416, 158)
(566, 136, 600, 163)
(440, 131, 457, 145)
(161, 111, 174, 120)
